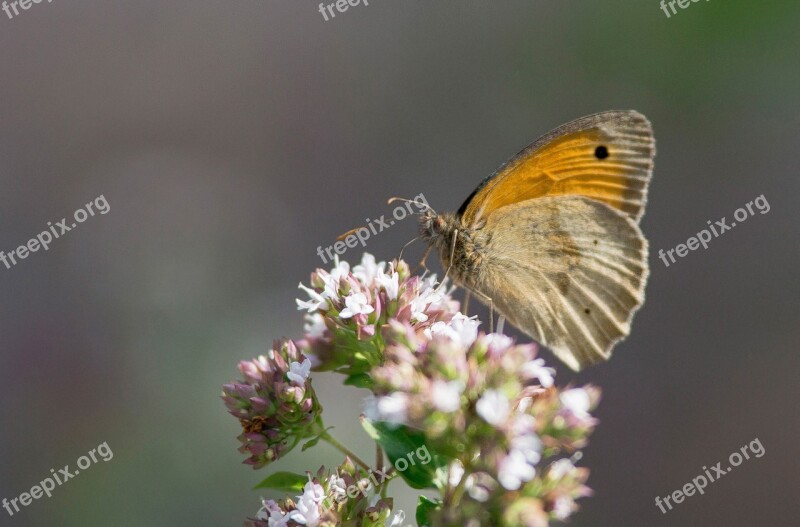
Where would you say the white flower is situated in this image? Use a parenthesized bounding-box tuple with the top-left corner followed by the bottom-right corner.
(290, 482, 325, 527)
(497, 449, 536, 490)
(287, 358, 312, 385)
(424, 313, 480, 347)
(377, 271, 400, 301)
(421, 274, 444, 295)
(410, 286, 443, 323)
(256, 499, 293, 527)
(296, 283, 327, 312)
(468, 483, 490, 502)
(484, 333, 513, 355)
(339, 292, 375, 319)
(329, 258, 351, 281)
(552, 496, 574, 520)
(319, 259, 351, 299)
(303, 313, 327, 340)
(560, 388, 591, 419)
(423, 321, 447, 339)
(387, 510, 406, 527)
(522, 358, 555, 388)
(353, 253, 385, 284)
(291, 500, 320, 526)
(446, 313, 479, 343)
(376, 393, 408, 424)
(509, 414, 542, 465)
(476, 389, 510, 426)
(511, 435, 542, 465)
(329, 473, 348, 502)
(305, 480, 326, 502)
(448, 461, 465, 486)
(547, 458, 576, 480)
(431, 380, 463, 413)
(364, 393, 408, 425)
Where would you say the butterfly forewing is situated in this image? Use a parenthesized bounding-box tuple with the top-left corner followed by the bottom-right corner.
(459, 110, 655, 227)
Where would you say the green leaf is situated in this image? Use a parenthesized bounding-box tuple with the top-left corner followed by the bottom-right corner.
(301, 436, 321, 451)
(301, 426, 334, 452)
(343, 373, 373, 389)
(361, 418, 447, 489)
(253, 471, 307, 493)
(416, 495, 441, 527)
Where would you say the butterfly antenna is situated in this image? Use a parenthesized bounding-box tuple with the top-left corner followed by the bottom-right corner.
(387, 196, 436, 215)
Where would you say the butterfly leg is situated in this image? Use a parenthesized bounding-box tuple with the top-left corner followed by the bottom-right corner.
(497, 315, 506, 335)
(462, 291, 472, 315)
(488, 296, 495, 333)
(469, 289, 495, 333)
(413, 245, 433, 275)
(435, 229, 459, 294)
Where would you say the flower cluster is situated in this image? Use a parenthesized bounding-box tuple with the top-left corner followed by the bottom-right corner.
(225, 253, 602, 527)
(366, 319, 599, 526)
(245, 459, 406, 527)
(222, 339, 323, 468)
(296, 254, 460, 380)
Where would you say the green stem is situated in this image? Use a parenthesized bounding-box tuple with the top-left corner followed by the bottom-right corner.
(450, 473, 469, 506)
(380, 468, 396, 498)
(444, 462, 453, 501)
(320, 430, 371, 471)
(445, 458, 470, 513)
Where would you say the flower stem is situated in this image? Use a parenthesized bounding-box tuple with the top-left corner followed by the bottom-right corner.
(450, 474, 469, 505)
(320, 430, 371, 471)
(445, 460, 470, 513)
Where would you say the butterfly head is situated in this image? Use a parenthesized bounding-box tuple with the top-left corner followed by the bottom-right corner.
(419, 210, 460, 251)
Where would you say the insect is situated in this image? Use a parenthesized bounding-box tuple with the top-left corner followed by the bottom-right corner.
(418, 110, 654, 370)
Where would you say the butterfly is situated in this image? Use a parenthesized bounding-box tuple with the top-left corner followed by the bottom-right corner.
(419, 110, 654, 370)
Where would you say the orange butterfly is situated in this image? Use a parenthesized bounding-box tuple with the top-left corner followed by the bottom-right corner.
(419, 110, 654, 370)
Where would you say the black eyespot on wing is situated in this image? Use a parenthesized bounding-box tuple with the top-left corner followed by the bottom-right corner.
(584, 308, 591, 315)
(594, 146, 609, 159)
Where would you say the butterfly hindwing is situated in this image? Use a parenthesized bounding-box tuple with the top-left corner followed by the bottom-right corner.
(469, 195, 648, 370)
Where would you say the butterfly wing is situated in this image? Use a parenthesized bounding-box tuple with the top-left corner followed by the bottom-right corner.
(459, 110, 655, 226)
(469, 195, 648, 371)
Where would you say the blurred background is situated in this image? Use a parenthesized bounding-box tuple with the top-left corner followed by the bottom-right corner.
(0, 1, 798, 526)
